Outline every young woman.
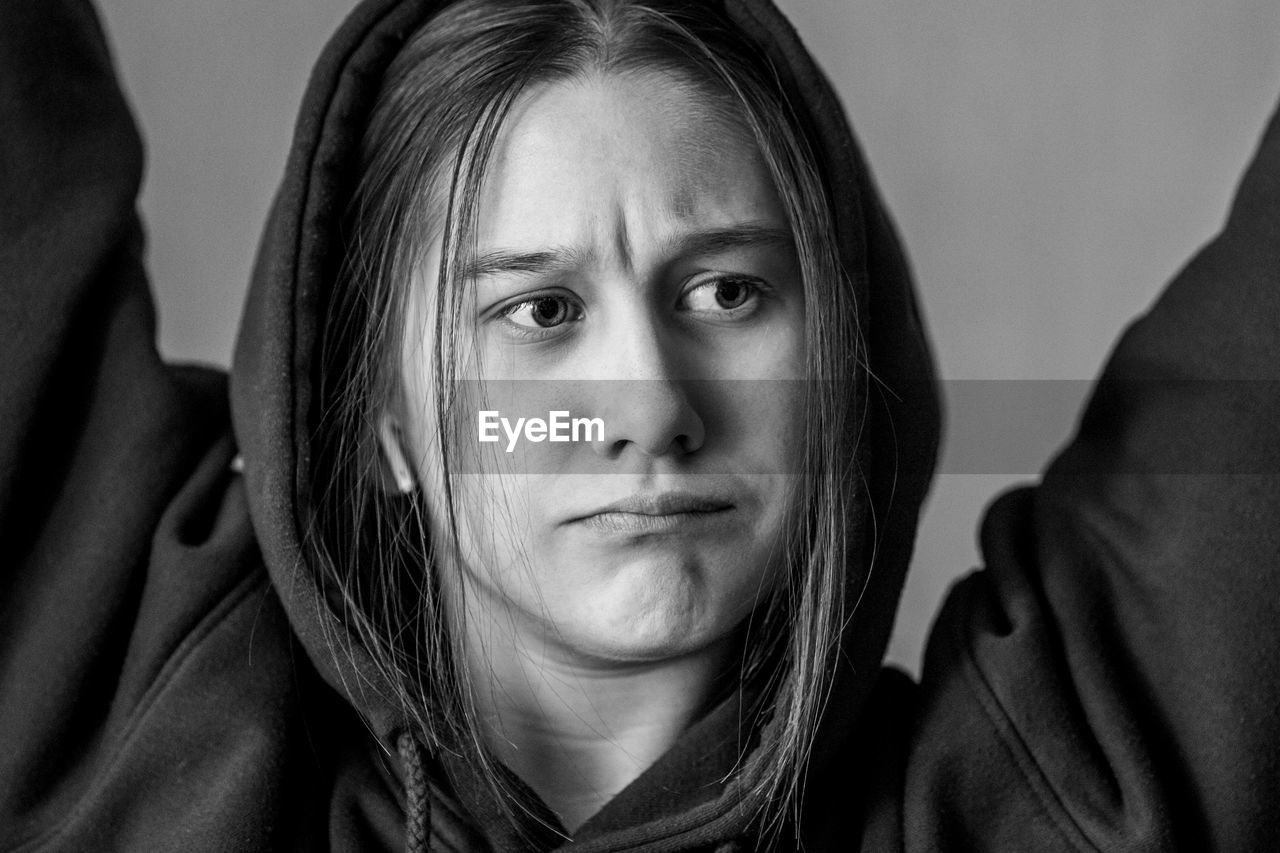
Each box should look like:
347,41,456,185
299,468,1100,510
1,0,1277,851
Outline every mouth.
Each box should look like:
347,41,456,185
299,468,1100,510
570,492,734,535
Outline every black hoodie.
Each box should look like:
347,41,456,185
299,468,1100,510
1,0,1278,850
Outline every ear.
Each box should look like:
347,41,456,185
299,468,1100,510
377,413,417,494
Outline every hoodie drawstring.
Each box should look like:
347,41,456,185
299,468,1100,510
398,730,430,853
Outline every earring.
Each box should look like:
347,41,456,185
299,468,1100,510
393,466,415,494
378,415,417,494
388,452,415,494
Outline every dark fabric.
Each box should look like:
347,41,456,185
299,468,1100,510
0,0,311,848
2,0,1278,850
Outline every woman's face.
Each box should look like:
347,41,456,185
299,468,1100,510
389,71,806,666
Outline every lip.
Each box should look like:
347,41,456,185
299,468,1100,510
569,492,735,535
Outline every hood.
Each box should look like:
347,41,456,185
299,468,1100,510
229,0,941,846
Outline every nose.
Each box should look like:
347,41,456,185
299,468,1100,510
587,309,705,461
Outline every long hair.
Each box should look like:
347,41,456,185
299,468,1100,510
308,0,862,841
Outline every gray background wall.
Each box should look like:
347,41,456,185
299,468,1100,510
96,0,1280,674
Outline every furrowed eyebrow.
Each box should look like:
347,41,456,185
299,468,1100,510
667,223,796,259
461,223,795,282
460,247,586,282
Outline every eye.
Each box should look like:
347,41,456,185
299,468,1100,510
496,293,583,330
680,275,767,317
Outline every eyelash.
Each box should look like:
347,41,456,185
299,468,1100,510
493,292,586,340
679,274,771,319
489,274,773,340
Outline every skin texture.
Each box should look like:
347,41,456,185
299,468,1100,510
381,70,806,830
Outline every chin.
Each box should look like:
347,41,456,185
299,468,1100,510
560,550,765,664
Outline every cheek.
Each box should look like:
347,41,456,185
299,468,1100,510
694,374,806,477
453,475,539,567
749,311,807,469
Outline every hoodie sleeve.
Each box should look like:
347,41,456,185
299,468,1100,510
0,2,314,848
905,97,1280,851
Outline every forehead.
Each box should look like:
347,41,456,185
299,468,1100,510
473,71,785,255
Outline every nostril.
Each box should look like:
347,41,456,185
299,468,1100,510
587,379,706,461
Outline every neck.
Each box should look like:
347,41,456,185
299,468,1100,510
460,607,734,832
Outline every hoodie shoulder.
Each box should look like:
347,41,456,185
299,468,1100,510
904,94,1280,852
0,1,328,847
